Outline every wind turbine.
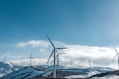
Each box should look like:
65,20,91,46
3,54,8,62
87,58,91,68
112,46,119,69
29,52,33,67
46,35,66,78
56,52,65,67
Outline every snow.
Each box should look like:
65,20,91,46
2,66,44,79
65,75,119,79
0,61,21,77
64,70,99,78
48,65,67,70
64,67,115,78
25,71,44,78
65,74,88,78
92,75,119,79
0,63,117,79
42,70,53,77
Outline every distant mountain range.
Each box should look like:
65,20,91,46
0,61,118,79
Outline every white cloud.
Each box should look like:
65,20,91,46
6,40,119,69
17,40,49,48
54,45,118,68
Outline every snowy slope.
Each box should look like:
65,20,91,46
43,65,115,78
48,65,67,70
64,67,115,78
1,64,116,79
65,67,119,79
0,61,21,77
89,69,119,79
2,66,45,79
39,65,115,78
92,75,119,79
65,75,119,79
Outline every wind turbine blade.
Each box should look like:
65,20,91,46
113,46,118,54
47,50,54,63
112,54,118,62
56,48,67,49
46,35,55,48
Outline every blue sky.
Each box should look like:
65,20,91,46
0,0,119,67
0,0,119,45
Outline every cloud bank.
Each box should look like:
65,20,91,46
2,40,118,69
17,40,49,48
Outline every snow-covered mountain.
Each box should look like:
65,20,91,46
1,66,45,79
32,66,116,78
0,64,117,79
63,67,115,78
64,67,119,79
0,61,21,77
89,70,119,79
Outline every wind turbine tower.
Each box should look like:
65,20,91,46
56,52,65,67
3,54,8,62
112,46,119,69
29,52,33,66
46,35,66,78
88,58,91,68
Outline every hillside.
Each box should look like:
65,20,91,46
90,70,119,79
1,66,45,79
1,64,117,79
0,61,21,77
